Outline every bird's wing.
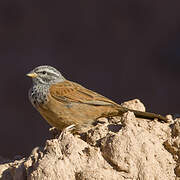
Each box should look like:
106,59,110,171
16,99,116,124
49,80,117,106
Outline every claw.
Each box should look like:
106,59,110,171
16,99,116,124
59,124,76,140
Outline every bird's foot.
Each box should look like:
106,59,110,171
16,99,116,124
59,124,76,140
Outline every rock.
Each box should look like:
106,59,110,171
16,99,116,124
121,99,146,112
0,99,177,180
164,118,180,177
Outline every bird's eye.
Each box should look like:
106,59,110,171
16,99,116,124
42,71,46,75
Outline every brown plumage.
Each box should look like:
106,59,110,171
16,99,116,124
27,65,167,133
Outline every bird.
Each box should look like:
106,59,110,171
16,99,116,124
27,65,167,133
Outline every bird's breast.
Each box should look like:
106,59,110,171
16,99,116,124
29,85,49,108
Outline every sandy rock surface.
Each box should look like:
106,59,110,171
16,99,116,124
0,99,178,180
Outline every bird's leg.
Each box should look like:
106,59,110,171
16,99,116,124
59,124,76,140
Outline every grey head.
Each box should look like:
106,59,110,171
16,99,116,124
27,65,65,85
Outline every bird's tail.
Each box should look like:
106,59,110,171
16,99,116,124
116,106,168,122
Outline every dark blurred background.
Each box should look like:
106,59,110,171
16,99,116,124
0,0,180,157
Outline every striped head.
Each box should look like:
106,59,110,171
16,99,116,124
27,65,65,85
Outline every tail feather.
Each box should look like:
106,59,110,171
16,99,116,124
117,106,167,122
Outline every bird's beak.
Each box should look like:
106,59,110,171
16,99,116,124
26,72,38,78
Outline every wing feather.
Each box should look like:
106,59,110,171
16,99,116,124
49,80,118,106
